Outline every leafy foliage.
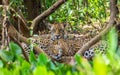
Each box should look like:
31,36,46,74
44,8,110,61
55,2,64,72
48,0,109,30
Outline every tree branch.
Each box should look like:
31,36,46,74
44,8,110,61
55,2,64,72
31,0,67,33
10,36,29,61
76,0,119,55
10,7,30,37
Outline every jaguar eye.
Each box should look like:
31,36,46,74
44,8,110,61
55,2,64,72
60,29,64,32
59,29,62,31
54,54,61,60
52,29,55,32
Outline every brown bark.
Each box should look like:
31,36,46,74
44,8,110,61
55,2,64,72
10,8,30,37
110,0,119,20
23,0,45,34
23,0,41,20
31,0,67,33
0,0,2,4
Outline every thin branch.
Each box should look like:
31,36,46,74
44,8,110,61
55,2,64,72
10,7,30,37
0,5,30,37
31,0,67,32
10,36,29,61
1,3,10,50
10,7,28,28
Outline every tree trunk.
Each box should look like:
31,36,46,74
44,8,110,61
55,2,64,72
110,0,119,22
23,0,47,34
0,0,2,4
23,0,41,20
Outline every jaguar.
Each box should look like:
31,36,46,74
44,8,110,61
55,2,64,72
21,22,108,61
21,23,68,60
21,37,63,60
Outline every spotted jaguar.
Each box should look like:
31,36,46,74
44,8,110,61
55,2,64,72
21,37,63,60
21,23,69,60
21,22,108,61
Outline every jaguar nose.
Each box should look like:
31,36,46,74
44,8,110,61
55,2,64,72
51,35,61,41
55,35,60,39
51,54,61,60
55,54,61,60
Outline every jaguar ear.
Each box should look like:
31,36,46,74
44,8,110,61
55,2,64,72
63,22,68,28
47,23,52,30
43,21,52,29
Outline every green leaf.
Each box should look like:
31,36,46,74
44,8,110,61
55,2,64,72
66,71,72,75
0,50,14,62
47,61,57,71
22,60,30,70
0,60,3,68
29,51,37,65
93,55,107,75
33,66,47,75
21,60,31,75
49,16,53,21
33,66,54,75
107,27,118,54
37,53,49,66
12,67,20,75
16,56,24,64
9,42,22,56
74,54,81,64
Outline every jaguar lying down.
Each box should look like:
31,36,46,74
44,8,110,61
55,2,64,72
21,23,107,61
